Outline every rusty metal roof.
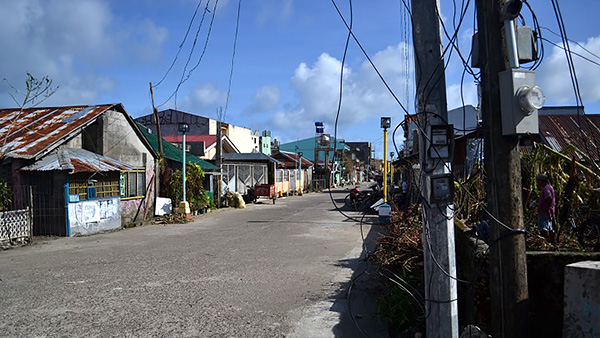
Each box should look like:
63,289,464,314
21,147,134,173
539,114,600,161
0,104,118,160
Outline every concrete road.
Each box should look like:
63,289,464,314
0,188,388,337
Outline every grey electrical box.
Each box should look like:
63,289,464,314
517,26,538,64
499,69,541,135
431,174,454,203
427,124,454,160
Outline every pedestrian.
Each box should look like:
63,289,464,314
536,174,556,243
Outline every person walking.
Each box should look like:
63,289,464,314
536,174,556,243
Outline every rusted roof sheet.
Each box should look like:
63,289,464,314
21,148,133,174
539,114,600,161
0,104,117,160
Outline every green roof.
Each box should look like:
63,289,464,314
136,122,219,170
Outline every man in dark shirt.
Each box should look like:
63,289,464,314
536,174,556,242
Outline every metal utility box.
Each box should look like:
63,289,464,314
517,26,538,63
499,69,541,135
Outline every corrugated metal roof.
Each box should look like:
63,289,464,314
539,114,600,161
0,104,117,160
21,148,133,173
136,123,219,170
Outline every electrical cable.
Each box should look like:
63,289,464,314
156,0,219,109
153,0,205,88
223,0,242,122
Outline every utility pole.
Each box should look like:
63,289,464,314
216,117,223,209
149,82,163,158
475,0,529,337
412,0,458,337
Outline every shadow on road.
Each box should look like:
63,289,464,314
329,215,391,338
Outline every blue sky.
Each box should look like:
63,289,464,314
1,0,600,157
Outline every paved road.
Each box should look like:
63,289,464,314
0,188,387,337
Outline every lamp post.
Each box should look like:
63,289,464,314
381,117,391,203
298,151,303,194
379,117,392,224
178,122,190,216
390,151,395,200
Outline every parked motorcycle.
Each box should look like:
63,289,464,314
242,185,258,204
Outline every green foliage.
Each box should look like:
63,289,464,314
377,269,424,335
168,163,208,212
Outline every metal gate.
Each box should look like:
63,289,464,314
17,186,67,236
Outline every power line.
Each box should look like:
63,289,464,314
223,0,243,122
153,0,205,88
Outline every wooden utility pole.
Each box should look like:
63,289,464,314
216,118,223,208
475,0,529,337
149,82,163,158
412,0,458,337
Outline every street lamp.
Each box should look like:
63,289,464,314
178,122,190,215
380,117,391,203
380,117,391,224
298,151,303,194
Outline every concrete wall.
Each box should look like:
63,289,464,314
64,134,83,148
101,110,157,226
68,197,120,236
225,124,256,153
563,261,600,338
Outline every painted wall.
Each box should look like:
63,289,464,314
225,124,258,153
68,197,120,236
260,134,271,155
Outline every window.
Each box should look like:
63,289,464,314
69,172,120,200
283,170,289,181
120,169,146,199
276,170,282,183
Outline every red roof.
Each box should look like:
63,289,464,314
163,134,217,147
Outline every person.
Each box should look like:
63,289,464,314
401,180,408,207
536,174,556,242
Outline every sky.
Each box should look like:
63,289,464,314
1,0,600,157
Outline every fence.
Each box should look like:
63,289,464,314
0,207,32,244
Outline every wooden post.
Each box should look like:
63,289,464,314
149,82,163,158
476,0,529,336
216,120,222,208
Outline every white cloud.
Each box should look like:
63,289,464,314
246,86,281,113
270,44,414,141
256,0,294,25
0,0,167,107
181,83,227,112
446,81,478,111
537,36,600,107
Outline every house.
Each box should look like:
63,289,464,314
221,153,280,195
135,123,220,199
162,134,239,160
450,106,600,177
279,136,349,165
271,150,314,193
0,104,158,236
135,109,268,157
345,141,372,182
